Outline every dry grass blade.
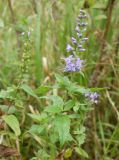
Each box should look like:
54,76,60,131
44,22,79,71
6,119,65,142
106,90,119,121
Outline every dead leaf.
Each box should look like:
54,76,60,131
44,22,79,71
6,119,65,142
0,145,20,157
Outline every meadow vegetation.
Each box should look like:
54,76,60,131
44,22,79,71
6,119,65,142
0,0,119,160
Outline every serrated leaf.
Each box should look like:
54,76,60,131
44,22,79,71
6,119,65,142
75,147,89,158
54,115,71,146
41,96,64,107
37,149,50,159
2,115,21,136
45,105,62,113
55,74,90,95
76,134,86,146
29,125,44,134
42,96,64,113
48,96,64,107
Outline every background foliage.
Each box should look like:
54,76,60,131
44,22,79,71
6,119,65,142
0,0,119,160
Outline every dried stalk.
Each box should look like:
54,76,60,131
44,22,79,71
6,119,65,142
89,0,116,87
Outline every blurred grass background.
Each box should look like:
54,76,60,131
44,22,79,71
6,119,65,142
0,0,119,159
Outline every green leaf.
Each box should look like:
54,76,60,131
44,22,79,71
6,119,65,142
0,87,15,99
29,125,44,134
64,100,75,111
20,84,37,98
55,74,90,95
45,105,62,113
41,96,64,107
0,105,9,113
76,134,86,146
68,114,80,119
48,96,64,107
37,149,50,159
90,87,105,92
50,133,58,143
42,96,64,113
35,85,51,95
68,84,90,94
7,106,16,114
55,74,70,87
73,104,79,112
75,147,89,158
0,105,16,114
28,113,48,122
2,115,21,136
54,115,71,146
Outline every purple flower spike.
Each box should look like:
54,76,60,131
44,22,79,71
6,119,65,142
64,55,73,63
78,44,82,48
80,9,85,15
64,55,83,72
77,33,82,38
71,37,77,45
75,58,83,71
66,44,73,52
85,92,100,104
64,55,75,72
82,38,88,42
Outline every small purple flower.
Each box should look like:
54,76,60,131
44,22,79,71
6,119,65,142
85,92,100,104
64,55,73,63
78,44,82,48
64,55,75,72
71,37,77,45
75,58,83,71
64,55,83,72
65,62,76,72
66,44,73,52
77,33,82,38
